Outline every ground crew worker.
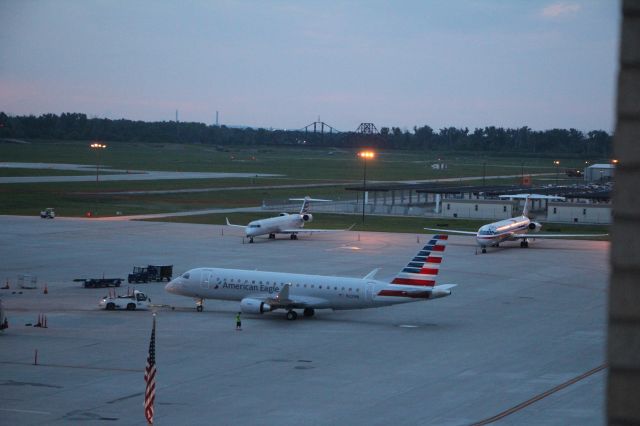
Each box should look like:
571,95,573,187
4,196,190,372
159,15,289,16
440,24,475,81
236,312,242,330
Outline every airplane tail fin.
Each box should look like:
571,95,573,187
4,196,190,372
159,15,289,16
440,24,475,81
289,196,332,214
522,195,531,217
390,235,448,287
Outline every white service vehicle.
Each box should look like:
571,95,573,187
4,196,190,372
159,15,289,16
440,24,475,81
99,290,151,311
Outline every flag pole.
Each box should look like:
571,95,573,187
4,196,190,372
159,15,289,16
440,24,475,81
144,313,157,425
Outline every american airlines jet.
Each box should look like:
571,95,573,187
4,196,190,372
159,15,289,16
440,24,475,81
425,196,607,253
165,235,456,320
226,196,353,243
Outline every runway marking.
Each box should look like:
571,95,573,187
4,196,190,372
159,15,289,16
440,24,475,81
0,361,140,373
471,363,607,425
398,324,419,328
0,408,51,415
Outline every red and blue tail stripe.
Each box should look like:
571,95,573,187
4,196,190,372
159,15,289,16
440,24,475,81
390,235,448,287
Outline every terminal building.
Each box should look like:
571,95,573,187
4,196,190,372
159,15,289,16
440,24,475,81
265,183,612,225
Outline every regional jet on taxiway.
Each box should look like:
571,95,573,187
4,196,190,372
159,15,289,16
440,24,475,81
165,235,456,320
425,195,608,253
226,196,353,243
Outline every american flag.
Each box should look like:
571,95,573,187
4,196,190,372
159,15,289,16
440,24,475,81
144,314,157,424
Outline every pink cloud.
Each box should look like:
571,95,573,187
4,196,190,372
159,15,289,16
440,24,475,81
541,2,581,18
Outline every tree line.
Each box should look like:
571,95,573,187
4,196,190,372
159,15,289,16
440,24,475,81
0,112,611,157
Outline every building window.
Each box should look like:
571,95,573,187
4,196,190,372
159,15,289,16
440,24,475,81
475,205,478,211
553,207,557,214
503,206,507,212
583,208,587,215
447,203,450,210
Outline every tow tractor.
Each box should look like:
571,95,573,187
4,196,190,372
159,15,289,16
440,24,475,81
99,290,151,311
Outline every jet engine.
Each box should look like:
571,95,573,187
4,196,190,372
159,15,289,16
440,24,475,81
301,213,313,222
240,298,273,314
528,221,542,232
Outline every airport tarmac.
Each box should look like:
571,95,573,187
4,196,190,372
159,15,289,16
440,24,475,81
0,216,608,425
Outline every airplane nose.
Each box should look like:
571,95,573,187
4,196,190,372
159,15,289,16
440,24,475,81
165,279,178,294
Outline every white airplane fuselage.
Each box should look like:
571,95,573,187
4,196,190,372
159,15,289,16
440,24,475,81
476,215,535,248
245,214,307,239
166,267,449,311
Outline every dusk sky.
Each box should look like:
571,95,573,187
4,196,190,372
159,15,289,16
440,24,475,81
0,1,620,132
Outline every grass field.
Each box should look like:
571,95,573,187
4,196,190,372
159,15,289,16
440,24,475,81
0,139,610,238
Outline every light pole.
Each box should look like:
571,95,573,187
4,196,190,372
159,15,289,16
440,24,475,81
358,150,375,223
90,142,107,182
553,160,560,186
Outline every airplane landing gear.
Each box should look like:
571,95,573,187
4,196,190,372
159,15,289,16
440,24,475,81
303,308,314,317
520,240,529,248
290,234,298,240
196,298,204,312
286,310,298,321
249,237,254,243
481,247,487,253
268,233,276,239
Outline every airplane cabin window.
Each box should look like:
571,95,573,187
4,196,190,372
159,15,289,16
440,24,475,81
182,273,190,279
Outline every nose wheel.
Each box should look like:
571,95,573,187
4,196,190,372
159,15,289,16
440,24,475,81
290,234,298,240
520,240,529,248
249,237,254,243
481,248,487,253
196,298,204,312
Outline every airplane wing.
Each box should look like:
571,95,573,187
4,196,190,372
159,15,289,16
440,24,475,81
424,227,477,236
363,268,380,280
225,217,247,228
512,233,609,239
280,224,355,234
257,284,329,309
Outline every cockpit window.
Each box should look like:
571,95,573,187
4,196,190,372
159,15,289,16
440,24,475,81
479,230,494,235
182,273,190,279
249,224,261,228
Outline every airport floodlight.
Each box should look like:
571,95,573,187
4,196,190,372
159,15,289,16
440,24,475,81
553,160,560,186
611,159,619,165
358,150,376,223
90,142,107,182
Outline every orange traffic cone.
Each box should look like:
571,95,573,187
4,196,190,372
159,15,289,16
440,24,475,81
43,284,48,294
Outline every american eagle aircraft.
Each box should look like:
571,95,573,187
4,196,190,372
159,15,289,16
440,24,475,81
425,195,608,253
165,235,456,320
226,196,353,243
